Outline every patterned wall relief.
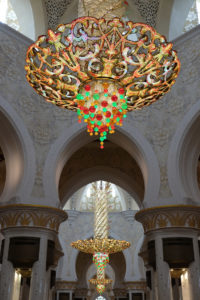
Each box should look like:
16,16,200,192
1,22,200,201
44,0,74,29
134,0,159,27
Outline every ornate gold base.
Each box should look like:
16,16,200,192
71,238,130,254
89,278,112,285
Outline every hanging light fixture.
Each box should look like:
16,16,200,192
71,181,130,293
25,15,180,148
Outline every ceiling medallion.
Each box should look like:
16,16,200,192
25,17,180,148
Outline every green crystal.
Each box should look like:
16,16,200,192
93,94,100,100
122,104,127,109
77,94,84,100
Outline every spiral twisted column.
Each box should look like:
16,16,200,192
94,189,108,239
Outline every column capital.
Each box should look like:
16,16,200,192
135,205,200,233
55,281,77,290
124,281,146,291
0,204,67,233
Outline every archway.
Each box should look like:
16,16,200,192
0,96,36,203
43,122,160,208
168,101,200,204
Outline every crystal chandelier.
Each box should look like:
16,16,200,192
25,8,180,148
71,181,130,293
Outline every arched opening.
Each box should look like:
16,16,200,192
168,102,200,204
0,147,6,196
168,0,195,40
0,110,23,202
63,180,139,212
0,0,36,39
0,97,36,204
43,123,160,208
184,0,200,33
59,139,144,208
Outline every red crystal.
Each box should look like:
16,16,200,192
84,84,91,91
111,95,118,101
118,88,125,94
89,106,96,113
96,114,103,120
83,108,89,114
101,101,108,107
106,111,111,118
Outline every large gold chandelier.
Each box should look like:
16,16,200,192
25,0,180,148
71,182,130,293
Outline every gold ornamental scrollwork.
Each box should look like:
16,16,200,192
55,281,77,290
135,205,200,233
0,204,67,232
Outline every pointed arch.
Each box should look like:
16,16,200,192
43,121,160,208
168,100,200,204
0,95,36,204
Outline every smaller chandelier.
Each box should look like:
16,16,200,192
25,17,180,148
71,181,130,294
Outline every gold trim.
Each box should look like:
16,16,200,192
89,278,112,285
0,204,65,213
137,205,200,215
71,238,130,254
0,204,67,232
135,205,200,233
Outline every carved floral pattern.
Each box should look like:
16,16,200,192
135,205,200,233
0,205,67,232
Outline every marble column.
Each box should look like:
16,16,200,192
0,237,15,300
187,236,200,300
135,205,200,300
0,204,67,300
155,236,173,300
147,267,157,300
29,235,48,300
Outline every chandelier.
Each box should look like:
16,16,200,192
25,16,180,148
71,182,130,293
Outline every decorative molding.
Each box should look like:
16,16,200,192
75,288,89,297
135,205,200,233
0,204,67,232
56,280,77,290
124,281,146,290
113,288,127,297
